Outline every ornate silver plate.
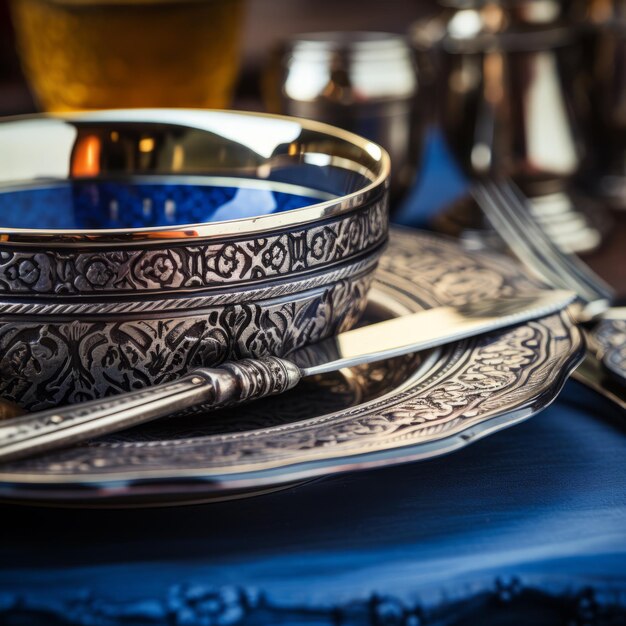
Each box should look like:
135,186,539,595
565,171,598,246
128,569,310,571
0,229,584,506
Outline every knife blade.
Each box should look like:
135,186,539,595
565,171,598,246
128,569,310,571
291,289,575,375
0,289,574,464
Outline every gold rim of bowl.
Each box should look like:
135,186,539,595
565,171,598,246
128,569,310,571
0,109,390,246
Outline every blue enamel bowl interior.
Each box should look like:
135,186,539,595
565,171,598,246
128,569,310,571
0,177,335,230
0,111,388,235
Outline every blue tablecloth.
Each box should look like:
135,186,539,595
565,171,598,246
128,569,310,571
0,136,624,625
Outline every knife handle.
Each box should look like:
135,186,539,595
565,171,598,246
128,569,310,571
0,357,302,465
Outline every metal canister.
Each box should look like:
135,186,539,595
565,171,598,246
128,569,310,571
264,32,421,203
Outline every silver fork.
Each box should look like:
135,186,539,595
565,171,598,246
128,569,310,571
471,178,621,321
471,177,625,407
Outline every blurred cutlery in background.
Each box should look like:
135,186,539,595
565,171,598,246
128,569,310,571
472,177,614,313
472,176,626,403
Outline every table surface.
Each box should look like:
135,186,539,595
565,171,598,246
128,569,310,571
0,136,624,625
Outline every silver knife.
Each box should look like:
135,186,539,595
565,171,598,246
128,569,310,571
0,289,574,464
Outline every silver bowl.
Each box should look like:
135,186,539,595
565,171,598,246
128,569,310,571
0,109,389,409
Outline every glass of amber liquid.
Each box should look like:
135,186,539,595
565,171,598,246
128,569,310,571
10,0,245,111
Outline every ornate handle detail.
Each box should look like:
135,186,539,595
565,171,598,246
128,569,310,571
0,356,302,465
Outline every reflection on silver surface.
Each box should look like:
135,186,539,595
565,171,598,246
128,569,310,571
264,32,420,201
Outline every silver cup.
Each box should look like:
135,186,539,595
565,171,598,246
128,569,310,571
264,31,421,204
